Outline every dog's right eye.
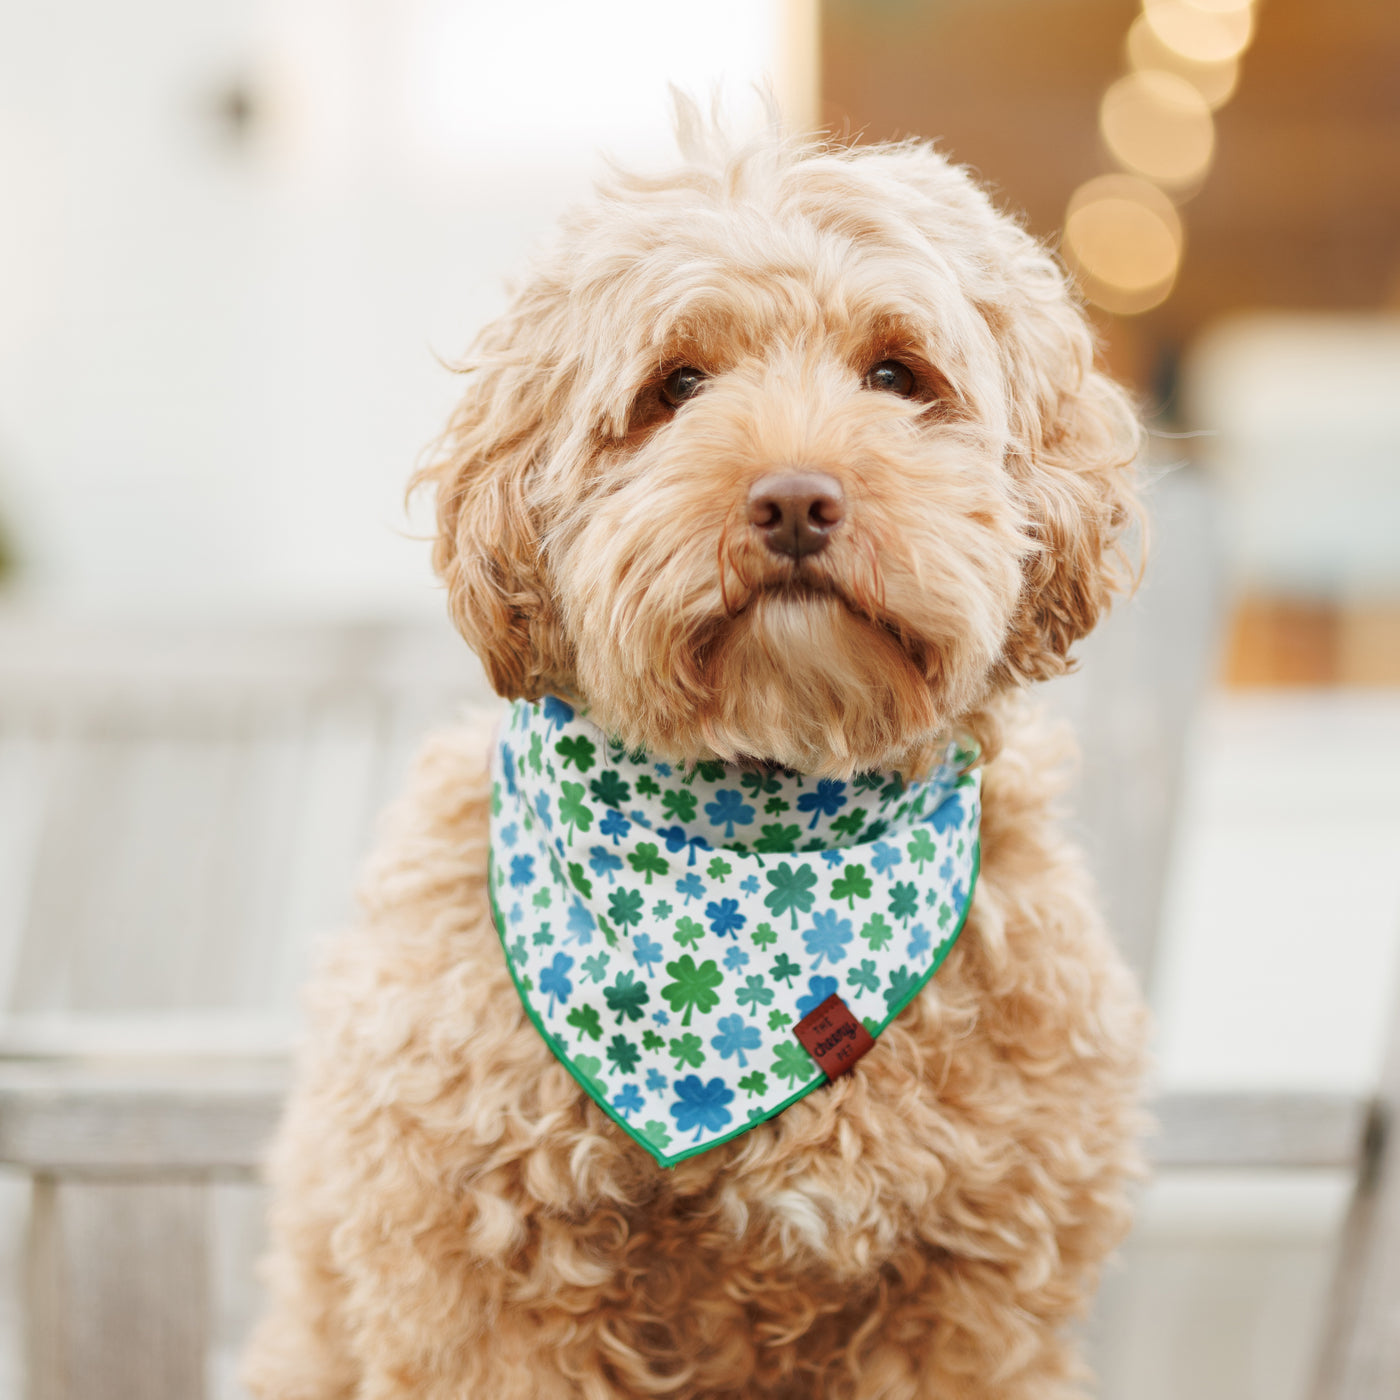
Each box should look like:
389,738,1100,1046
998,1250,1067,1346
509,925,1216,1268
660,366,707,407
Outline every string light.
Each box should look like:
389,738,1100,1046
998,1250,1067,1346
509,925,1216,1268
1065,0,1260,314
1143,0,1253,66
1127,14,1240,109
1064,176,1184,315
1100,70,1215,189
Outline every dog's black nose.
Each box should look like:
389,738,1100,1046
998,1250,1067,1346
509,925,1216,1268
747,472,846,560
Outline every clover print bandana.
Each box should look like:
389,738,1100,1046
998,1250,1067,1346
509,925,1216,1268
488,697,981,1167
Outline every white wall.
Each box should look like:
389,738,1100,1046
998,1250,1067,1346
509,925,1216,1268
0,0,787,620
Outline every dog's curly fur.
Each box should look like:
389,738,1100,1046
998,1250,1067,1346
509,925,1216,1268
244,113,1148,1400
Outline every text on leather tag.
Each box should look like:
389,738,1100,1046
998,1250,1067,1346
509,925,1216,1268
793,994,876,1079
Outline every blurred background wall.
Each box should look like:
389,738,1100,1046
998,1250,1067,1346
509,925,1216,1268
0,0,804,617
0,2,1398,1398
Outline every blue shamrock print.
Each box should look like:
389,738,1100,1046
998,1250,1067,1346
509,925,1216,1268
541,695,575,732
706,898,746,939
654,762,672,777
711,1014,762,1067
612,1083,644,1118
820,849,845,868
803,909,853,967
588,845,623,882
797,778,847,829
501,744,518,796
723,945,749,973
652,1008,670,1027
600,809,631,844
565,900,595,944
676,873,705,904
705,790,755,838
646,1068,667,1092
533,791,553,831
539,953,574,1014
796,975,839,1019
632,933,664,978
907,924,931,960
500,822,518,848
509,854,536,889
740,874,760,895
671,1076,735,1141
870,841,902,875
929,793,964,834
658,825,710,867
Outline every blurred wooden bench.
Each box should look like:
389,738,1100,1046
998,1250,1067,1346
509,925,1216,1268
0,617,486,1398
0,1054,1392,1400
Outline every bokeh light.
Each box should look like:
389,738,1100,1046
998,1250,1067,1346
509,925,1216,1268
1064,174,1184,315
1143,0,1255,64
1179,0,1253,14
1100,69,1215,189
1127,13,1241,109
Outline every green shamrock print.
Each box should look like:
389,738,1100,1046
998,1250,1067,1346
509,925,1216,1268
770,953,801,987
608,887,645,930
755,823,800,853
764,862,818,928
661,789,697,823
558,781,594,842
590,770,630,808
860,913,893,950
831,864,873,908
906,829,937,871
674,916,704,950
772,1040,816,1086
566,1005,602,1041
668,1033,705,1069
555,734,596,772
627,843,669,884
661,955,724,1025
604,971,649,1023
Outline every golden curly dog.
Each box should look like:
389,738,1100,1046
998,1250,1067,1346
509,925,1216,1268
244,114,1148,1400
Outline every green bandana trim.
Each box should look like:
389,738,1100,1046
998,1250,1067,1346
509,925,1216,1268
488,697,981,1167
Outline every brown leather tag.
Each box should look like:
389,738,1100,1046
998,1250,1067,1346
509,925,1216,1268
793,994,876,1079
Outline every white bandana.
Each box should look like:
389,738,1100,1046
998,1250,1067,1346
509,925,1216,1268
489,698,981,1167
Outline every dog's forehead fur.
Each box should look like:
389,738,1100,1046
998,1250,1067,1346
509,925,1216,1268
543,147,1016,439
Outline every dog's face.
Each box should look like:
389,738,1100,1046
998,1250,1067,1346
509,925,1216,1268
419,132,1139,776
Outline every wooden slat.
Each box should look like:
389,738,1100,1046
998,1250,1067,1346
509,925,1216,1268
0,1060,286,1175
28,1176,210,1400
1151,1090,1372,1171
1311,958,1400,1399
0,1060,1371,1176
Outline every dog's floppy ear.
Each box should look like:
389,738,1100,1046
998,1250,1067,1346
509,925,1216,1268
983,237,1143,682
412,312,570,699
854,144,1141,680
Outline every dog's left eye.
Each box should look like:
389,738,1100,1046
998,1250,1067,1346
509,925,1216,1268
660,366,707,407
864,360,916,397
